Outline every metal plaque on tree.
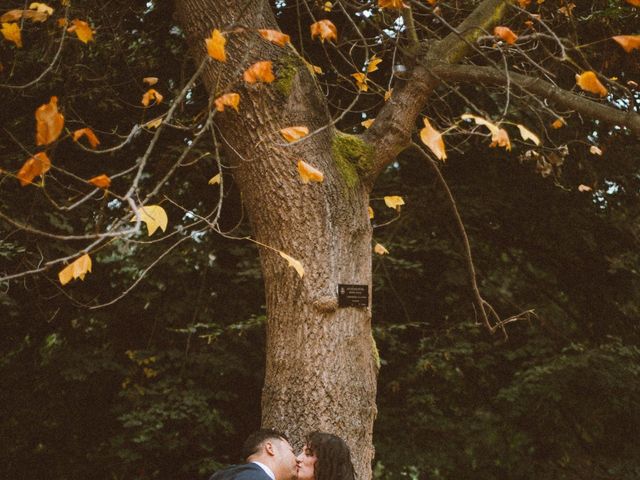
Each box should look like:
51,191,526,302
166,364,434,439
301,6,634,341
338,284,369,308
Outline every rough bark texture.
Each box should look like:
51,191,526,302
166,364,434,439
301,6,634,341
175,1,379,478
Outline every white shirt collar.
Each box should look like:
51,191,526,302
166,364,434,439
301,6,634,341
251,461,276,480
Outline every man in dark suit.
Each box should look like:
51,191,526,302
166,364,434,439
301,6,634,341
210,429,299,480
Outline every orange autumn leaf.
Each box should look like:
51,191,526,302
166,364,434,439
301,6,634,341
67,19,94,43
461,113,511,151
141,88,163,106
575,71,608,97
297,160,324,184
489,128,512,151
419,117,447,161
214,92,240,112
243,61,275,84
88,174,111,188
205,29,226,62
58,253,92,285
280,126,309,142
551,118,565,129
612,35,640,53
17,152,51,186
351,72,368,92
374,243,389,255
310,19,337,43
625,0,639,6
378,0,407,8
35,96,64,145
361,119,374,129
518,0,531,7
72,127,100,148
494,26,518,45
367,55,382,73
384,89,393,101
258,29,290,47
143,76,158,86
1,9,48,23
29,3,54,15
1,22,22,48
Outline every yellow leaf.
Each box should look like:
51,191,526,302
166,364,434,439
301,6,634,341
461,113,510,151
589,145,602,156
361,119,374,129
72,127,100,148
88,174,111,188
58,254,92,285
378,0,407,9
489,128,511,151
551,118,565,129
205,29,226,62
1,23,22,48
143,76,158,86
304,60,323,76
368,206,374,219
214,92,240,112
1,9,48,22
351,72,368,92
258,29,290,47
367,55,382,73
208,173,221,185
243,61,275,84
67,19,94,43
130,205,168,236
17,152,51,186
279,251,304,278
297,160,324,184
384,89,393,101
384,195,404,210
323,2,333,11
575,71,608,97
420,117,447,161
35,96,64,145
141,88,163,107
494,26,518,45
0,11,23,22
516,124,540,145
29,2,54,15
578,184,592,192
612,35,640,53
310,19,337,43
145,117,163,129
558,3,575,16
374,243,389,255
280,126,309,142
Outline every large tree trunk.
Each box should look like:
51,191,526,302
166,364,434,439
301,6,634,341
175,1,379,478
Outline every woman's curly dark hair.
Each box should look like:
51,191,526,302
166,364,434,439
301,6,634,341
305,431,356,480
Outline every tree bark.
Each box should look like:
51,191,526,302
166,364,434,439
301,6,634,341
175,1,378,478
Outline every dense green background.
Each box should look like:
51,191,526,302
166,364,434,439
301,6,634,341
1,0,639,478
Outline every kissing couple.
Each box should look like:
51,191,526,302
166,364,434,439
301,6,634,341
209,428,355,480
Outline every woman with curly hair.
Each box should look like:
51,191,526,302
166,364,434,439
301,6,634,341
296,431,356,480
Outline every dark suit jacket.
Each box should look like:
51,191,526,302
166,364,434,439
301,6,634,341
209,462,272,480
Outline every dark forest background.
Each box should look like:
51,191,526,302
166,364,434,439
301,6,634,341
1,0,639,478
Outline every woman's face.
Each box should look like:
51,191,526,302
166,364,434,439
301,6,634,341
296,444,317,480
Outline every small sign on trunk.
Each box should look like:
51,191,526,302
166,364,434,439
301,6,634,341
338,284,369,308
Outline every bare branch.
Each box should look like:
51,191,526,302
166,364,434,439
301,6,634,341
431,64,640,136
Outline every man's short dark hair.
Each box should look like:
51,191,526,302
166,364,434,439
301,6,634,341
242,428,289,460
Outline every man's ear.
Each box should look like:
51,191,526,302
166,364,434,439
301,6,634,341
264,441,276,457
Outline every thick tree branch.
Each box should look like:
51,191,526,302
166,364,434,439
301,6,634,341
430,64,640,136
362,0,513,185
